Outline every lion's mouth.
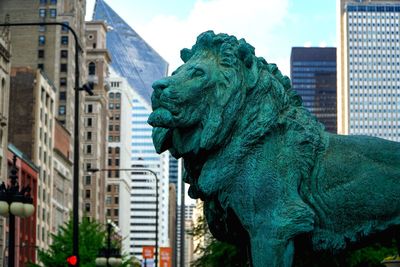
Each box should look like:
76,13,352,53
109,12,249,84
148,108,174,153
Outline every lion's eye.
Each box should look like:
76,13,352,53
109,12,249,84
191,68,205,78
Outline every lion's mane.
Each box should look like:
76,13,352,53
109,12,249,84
181,31,326,201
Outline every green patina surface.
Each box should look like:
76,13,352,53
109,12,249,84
148,31,400,267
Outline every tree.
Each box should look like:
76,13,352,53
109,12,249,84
28,217,134,267
189,203,250,267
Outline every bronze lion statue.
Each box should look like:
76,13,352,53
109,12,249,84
148,31,400,267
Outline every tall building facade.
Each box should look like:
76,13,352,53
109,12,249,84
52,121,73,232
338,0,400,141
6,144,39,267
8,67,56,250
0,26,11,263
83,21,111,223
105,71,134,255
290,47,337,133
130,93,170,259
0,0,88,251
93,0,170,260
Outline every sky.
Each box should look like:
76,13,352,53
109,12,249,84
86,0,337,78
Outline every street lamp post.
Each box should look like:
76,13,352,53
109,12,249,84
95,221,122,267
0,155,35,267
0,21,93,267
87,167,159,266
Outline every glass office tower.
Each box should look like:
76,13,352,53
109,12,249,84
290,47,337,133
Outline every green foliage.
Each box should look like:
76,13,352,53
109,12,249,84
28,217,133,267
347,241,398,267
189,204,249,267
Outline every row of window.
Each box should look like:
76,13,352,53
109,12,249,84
109,92,121,98
38,35,68,46
349,30,400,35
40,0,57,4
39,8,57,18
347,5,400,12
349,23,399,27
109,103,120,109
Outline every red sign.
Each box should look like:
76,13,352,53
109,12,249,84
160,247,172,267
66,255,78,266
142,246,155,259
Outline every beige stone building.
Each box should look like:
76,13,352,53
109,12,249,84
52,121,73,232
0,0,88,251
8,67,57,250
337,0,400,141
0,26,11,266
83,21,111,223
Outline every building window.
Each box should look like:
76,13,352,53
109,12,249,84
87,104,93,113
108,136,113,142
108,147,112,154
115,158,120,166
115,114,120,120
88,62,96,75
61,22,69,32
38,25,46,32
115,125,120,131
114,197,119,204
60,77,67,86
59,91,66,100
109,92,114,98
85,190,91,198
109,103,114,109
59,105,66,115
39,9,46,17
40,0,47,4
86,145,92,154
116,93,121,98
87,118,92,127
86,131,92,140
85,176,91,185
60,50,68,58
114,209,119,216
108,158,112,165
109,125,113,131
60,63,67,72
107,185,112,192
49,9,57,17
61,36,68,45
39,35,45,45
85,203,91,212
115,147,120,154
106,196,112,204
38,49,45,58
115,103,120,110
50,0,57,4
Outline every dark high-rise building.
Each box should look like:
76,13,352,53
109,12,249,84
290,47,337,133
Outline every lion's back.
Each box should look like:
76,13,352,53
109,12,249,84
306,133,400,250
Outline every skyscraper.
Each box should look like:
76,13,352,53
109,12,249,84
338,0,400,141
83,20,111,223
290,47,337,133
93,0,170,260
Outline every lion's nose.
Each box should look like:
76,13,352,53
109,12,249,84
152,79,169,91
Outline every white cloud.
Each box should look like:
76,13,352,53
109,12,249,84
134,0,290,73
303,41,312,48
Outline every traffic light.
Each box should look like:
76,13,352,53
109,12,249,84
66,255,78,266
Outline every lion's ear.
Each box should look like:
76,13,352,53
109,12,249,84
180,48,193,63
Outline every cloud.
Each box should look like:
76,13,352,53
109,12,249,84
135,0,290,73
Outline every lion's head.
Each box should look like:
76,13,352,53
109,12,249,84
148,31,305,160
